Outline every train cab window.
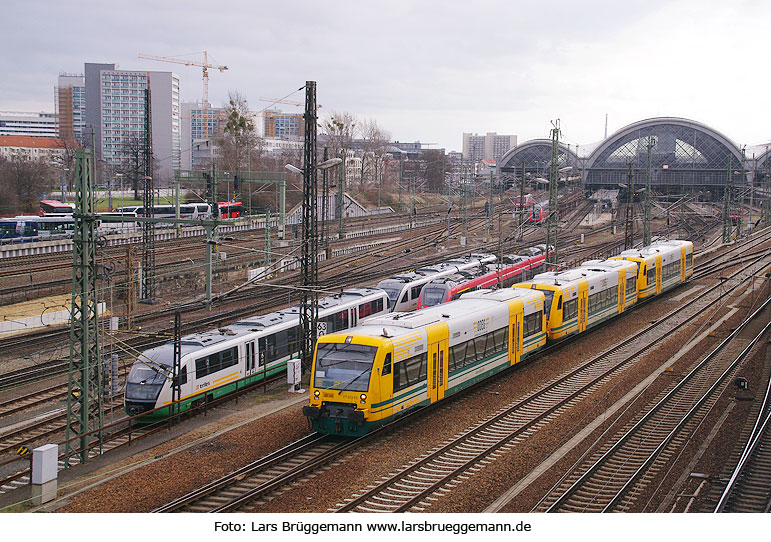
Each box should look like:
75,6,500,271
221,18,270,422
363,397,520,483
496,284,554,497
381,353,392,376
174,366,187,386
410,285,422,300
541,290,555,318
399,292,409,305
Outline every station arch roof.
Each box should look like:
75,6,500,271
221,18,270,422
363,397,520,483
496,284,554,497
584,117,745,193
497,139,579,178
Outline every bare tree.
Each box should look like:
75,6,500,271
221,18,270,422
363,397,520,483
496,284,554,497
216,91,259,173
359,118,391,191
0,155,55,214
321,111,358,157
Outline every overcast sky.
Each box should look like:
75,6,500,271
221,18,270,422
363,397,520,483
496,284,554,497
3,0,770,153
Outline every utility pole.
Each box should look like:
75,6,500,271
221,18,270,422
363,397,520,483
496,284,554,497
65,148,102,466
546,121,560,267
300,81,319,372
644,136,656,246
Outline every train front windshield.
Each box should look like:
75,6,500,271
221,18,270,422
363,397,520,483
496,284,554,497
421,284,448,307
314,343,378,392
125,362,168,401
376,281,402,309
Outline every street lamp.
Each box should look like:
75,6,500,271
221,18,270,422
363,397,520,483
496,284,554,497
115,173,123,209
284,157,342,175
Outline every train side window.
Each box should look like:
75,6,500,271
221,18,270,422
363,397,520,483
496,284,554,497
195,357,209,379
393,353,427,391
382,353,392,376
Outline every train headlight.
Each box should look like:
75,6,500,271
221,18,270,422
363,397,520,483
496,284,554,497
313,390,320,400
360,394,367,404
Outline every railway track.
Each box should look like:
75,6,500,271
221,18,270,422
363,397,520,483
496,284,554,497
328,258,767,513
537,296,771,513
147,238,769,514
708,333,771,513
153,433,346,513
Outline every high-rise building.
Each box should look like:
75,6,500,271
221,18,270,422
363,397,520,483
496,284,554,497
84,63,180,181
462,132,517,163
0,111,58,137
263,110,303,139
55,73,86,143
180,101,227,170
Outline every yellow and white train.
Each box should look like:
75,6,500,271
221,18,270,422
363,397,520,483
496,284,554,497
303,240,693,436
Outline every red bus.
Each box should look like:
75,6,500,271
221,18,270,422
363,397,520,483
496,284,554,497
217,201,243,219
40,200,75,216
417,245,551,309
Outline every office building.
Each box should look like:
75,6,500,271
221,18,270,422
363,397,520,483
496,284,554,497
180,101,227,170
263,110,303,139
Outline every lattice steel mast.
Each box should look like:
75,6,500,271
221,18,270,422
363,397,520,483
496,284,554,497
546,121,560,266
65,149,102,466
141,87,156,302
300,81,319,371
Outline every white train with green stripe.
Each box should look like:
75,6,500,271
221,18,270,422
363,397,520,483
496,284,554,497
304,239,693,436
124,288,389,420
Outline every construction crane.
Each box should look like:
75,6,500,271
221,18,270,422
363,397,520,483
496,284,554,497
138,51,228,140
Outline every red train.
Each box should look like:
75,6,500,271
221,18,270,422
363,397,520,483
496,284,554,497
417,245,551,309
528,203,549,223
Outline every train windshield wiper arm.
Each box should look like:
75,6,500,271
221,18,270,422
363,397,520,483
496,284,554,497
336,369,370,393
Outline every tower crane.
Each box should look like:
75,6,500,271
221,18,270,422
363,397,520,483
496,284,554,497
138,51,228,141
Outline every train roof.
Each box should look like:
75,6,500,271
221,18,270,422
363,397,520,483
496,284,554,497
352,288,542,337
614,239,688,259
579,259,637,272
377,253,497,285
136,287,388,367
529,265,612,287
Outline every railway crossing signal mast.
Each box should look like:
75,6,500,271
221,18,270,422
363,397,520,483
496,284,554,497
65,149,103,466
546,121,560,267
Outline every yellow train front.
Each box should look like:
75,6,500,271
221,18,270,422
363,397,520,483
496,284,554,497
303,288,546,436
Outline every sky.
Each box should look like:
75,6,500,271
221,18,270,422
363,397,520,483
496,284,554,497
3,0,771,154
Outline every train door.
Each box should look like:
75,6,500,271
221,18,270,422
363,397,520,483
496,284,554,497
655,255,663,295
511,311,522,365
427,338,448,403
680,246,686,282
245,340,256,375
578,282,588,333
350,307,358,328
